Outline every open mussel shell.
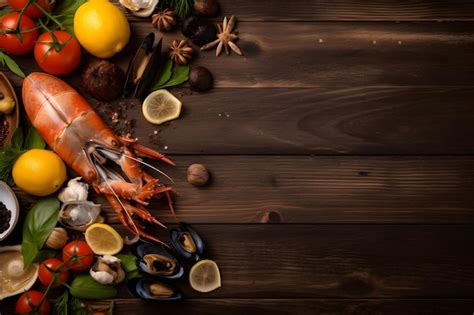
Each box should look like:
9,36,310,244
170,223,206,262
133,243,184,280
128,278,182,301
123,33,163,100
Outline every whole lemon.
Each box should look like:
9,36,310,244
74,0,130,58
12,149,67,196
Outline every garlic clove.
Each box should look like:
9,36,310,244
90,270,115,285
45,227,68,250
58,177,89,202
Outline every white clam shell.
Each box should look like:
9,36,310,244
59,200,101,231
0,245,38,300
119,0,158,17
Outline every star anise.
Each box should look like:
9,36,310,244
169,39,194,65
151,9,176,32
201,15,242,56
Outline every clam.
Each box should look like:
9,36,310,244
128,278,182,301
59,200,102,231
0,245,38,300
90,255,126,285
134,243,184,280
123,33,163,100
170,223,206,262
119,0,158,17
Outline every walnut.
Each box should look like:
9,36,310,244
187,164,210,187
152,9,176,32
168,39,194,65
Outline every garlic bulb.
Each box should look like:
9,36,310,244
58,177,89,202
90,255,125,285
45,227,68,250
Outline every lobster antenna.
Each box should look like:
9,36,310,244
122,153,174,184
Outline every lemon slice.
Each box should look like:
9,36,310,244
85,223,123,255
142,89,182,125
189,259,221,293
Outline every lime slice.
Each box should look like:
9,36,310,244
189,259,221,293
85,223,123,255
142,89,182,125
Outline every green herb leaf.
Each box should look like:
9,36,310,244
11,127,23,150
34,249,59,262
69,295,91,315
25,127,46,149
0,51,25,78
53,0,87,35
159,0,193,18
22,197,60,268
158,64,189,89
0,146,23,182
53,290,69,315
151,59,174,91
70,275,118,299
116,254,141,281
0,8,13,17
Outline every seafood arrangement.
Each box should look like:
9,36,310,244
0,0,231,313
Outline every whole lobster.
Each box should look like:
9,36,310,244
22,72,174,244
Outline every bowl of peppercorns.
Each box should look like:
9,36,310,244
0,181,19,241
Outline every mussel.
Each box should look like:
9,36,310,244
123,33,163,100
128,278,182,301
133,243,184,280
170,223,206,262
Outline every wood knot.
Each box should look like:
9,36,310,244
260,210,282,223
339,271,376,296
358,171,369,177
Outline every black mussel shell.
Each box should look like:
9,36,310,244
128,278,182,301
170,223,206,262
182,16,217,46
134,243,184,280
123,33,163,100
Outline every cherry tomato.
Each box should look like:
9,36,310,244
38,258,69,288
62,240,94,271
15,290,50,314
0,12,39,55
34,30,81,75
9,0,51,18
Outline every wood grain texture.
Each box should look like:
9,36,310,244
7,22,474,88
11,156,474,224
3,298,474,315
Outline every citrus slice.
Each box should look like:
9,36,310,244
189,259,221,293
85,223,123,255
142,89,182,125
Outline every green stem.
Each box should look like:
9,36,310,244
33,1,64,30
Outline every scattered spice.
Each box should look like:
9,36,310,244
201,15,243,56
151,9,176,32
0,201,11,234
169,39,194,65
0,114,9,147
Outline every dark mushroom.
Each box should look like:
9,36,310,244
189,67,213,92
194,0,219,16
182,16,217,46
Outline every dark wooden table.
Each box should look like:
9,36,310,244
2,0,474,314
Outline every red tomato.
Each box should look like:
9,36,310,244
62,240,94,271
38,258,69,288
0,12,39,55
9,0,51,18
15,290,50,314
34,31,81,75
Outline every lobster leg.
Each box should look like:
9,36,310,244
98,180,170,205
104,194,167,245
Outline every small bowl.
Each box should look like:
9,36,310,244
0,72,20,147
0,181,20,241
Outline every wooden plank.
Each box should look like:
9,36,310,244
12,156,474,224
113,0,474,22
3,298,474,315
8,85,474,155
3,225,474,299
7,22,474,88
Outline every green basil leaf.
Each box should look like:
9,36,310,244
0,51,25,78
22,197,60,268
150,59,173,91
158,64,189,88
11,127,23,150
0,146,22,183
25,127,46,149
70,275,118,299
53,0,87,35
116,254,141,280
